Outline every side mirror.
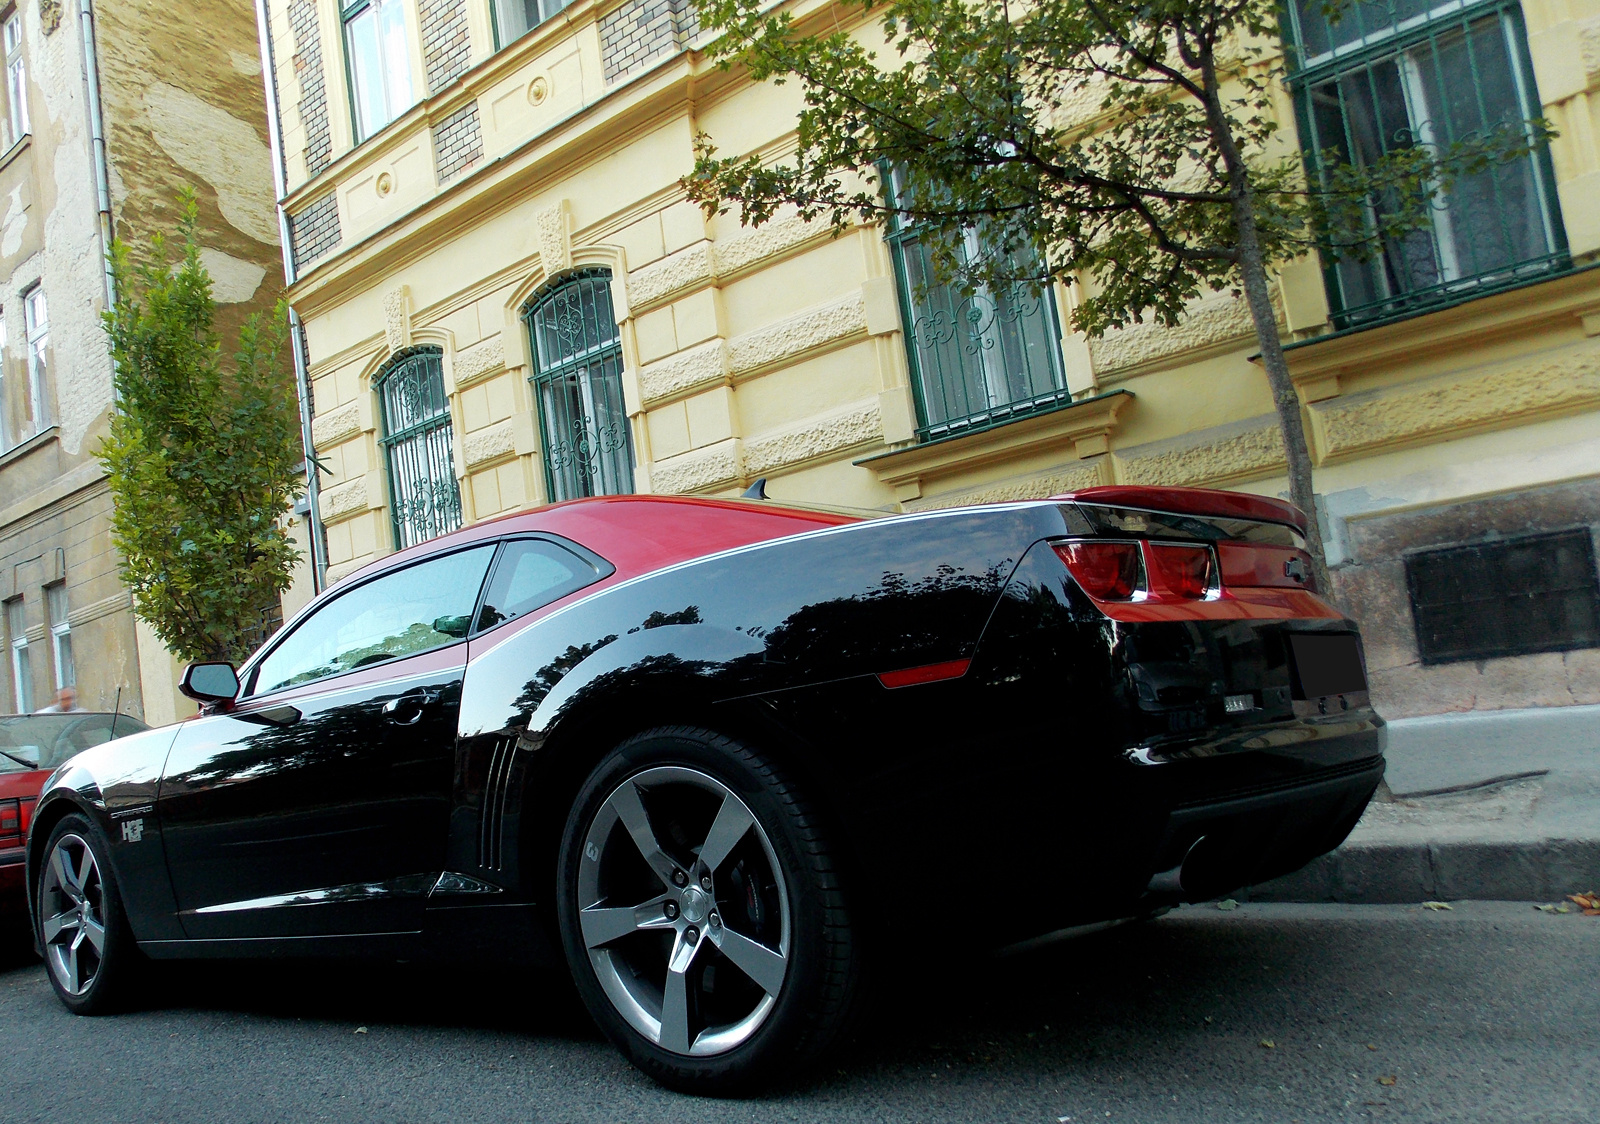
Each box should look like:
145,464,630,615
432,614,471,639
179,661,240,704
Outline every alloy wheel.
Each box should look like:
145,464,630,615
39,834,108,996
577,765,790,1057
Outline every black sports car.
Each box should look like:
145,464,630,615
27,487,1383,1092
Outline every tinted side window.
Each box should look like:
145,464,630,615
475,539,603,633
252,545,496,695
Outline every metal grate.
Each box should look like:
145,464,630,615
1405,528,1600,664
882,167,1067,442
1286,0,1568,330
524,270,635,501
377,348,464,549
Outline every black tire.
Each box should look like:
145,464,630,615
556,726,859,1094
34,813,142,1014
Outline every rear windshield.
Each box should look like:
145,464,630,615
0,713,151,774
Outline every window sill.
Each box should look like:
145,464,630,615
0,133,30,174
856,389,1132,503
0,424,58,469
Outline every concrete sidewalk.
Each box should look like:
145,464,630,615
1249,703,1600,903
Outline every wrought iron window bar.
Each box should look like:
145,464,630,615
376,347,464,550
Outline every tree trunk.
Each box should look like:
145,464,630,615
1197,54,1333,593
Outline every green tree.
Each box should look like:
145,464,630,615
685,0,1548,581
99,192,303,665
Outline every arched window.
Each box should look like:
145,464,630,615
375,347,462,548
524,269,634,501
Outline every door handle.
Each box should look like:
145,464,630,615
382,688,441,725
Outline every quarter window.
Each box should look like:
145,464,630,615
377,347,463,550
4,13,26,147
882,166,1067,442
474,538,606,633
23,286,47,433
6,598,29,713
250,544,496,695
1287,0,1565,329
46,583,72,691
525,271,634,501
492,0,575,46
344,0,415,142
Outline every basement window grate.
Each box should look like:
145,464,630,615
1405,528,1600,664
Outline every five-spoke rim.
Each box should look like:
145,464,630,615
578,766,790,1057
39,834,107,997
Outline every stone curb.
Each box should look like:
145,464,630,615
1244,838,1600,904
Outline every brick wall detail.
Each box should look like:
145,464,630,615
420,0,473,93
433,101,485,184
598,0,699,85
289,0,334,177
290,191,342,269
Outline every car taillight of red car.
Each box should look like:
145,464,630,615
0,798,20,848
1054,540,1223,603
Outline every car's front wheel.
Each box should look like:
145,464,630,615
556,727,858,1094
35,813,141,1013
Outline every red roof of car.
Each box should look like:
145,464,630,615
340,495,862,588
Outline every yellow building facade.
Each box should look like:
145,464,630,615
261,0,1600,718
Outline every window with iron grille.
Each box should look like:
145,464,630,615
881,167,1067,443
376,347,463,549
524,270,634,502
1405,528,1600,664
1286,0,1567,330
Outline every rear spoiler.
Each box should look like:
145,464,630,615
1051,486,1308,535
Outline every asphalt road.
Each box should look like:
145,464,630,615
1,902,1595,1123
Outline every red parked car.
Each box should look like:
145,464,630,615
1,712,149,921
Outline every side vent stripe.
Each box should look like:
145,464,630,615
477,737,515,870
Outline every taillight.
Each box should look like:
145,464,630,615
1054,541,1142,600
1148,543,1215,599
0,798,19,847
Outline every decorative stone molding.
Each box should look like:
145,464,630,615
1089,289,1259,376
1314,345,1600,460
311,401,364,450
638,340,728,405
650,438,744,494
715,211,823,278
537,200,572,274
65,590,133,630
905,463,1108,512
462,418,518,469
860,390,1132,501
727,291,866,378
744,401,883,477
627,241,714,310
320,477,371,522
453,335,506,387
1116,415,1285,487
383,286,411,353
625,213,836,315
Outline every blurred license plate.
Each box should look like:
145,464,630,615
1288,633,1366,699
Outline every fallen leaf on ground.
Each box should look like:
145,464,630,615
1421,901,1453,911
1260,1039,1275,1049
1535,904,1558,913
1567,891,1600,914
354,1027,368,1034
1377,1076,1397,1086
1367,1044,1378,1051
1217,899,1239,911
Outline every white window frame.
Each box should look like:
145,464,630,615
46,582,73,691
3,12,26,149
6,597,30,713
0,311,9,450
23,284,47,433
343,0,416,143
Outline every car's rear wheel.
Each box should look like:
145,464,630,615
556,727,858,1094
36,814,140,1013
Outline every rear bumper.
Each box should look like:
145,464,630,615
1145,754,1384,903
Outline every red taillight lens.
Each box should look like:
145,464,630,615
1054,541,1143,600
0,798,19,846
1148,543,1215,599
